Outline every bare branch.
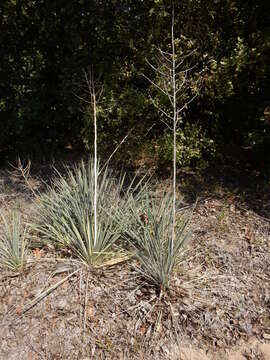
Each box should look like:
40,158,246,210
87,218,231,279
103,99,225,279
73,93,91,105
175,48,197,67
156,55,173,72
100,126,135,172
146,58,170,79
176,62,198,74
96,85,104,103
163,80,174,106
157,47,173,61
160,118,173,131
8,158,39,199
176,92,199,120
175,72,188,94
149,95,174,122
142,73,169,97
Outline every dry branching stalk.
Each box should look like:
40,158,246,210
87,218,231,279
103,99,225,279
75,68,104,248
143,3,202,248
76,68,134,247
8,157,39,199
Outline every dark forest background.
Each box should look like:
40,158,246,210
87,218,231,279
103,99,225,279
1,0,270,174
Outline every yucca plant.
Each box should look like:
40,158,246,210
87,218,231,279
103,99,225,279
35,160,145,266
0,211,28,271
124,193,192,291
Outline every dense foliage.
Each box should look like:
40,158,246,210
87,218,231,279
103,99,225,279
1,0,269,168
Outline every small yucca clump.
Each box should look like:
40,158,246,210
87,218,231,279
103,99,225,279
35,160,140,266
124,193,192,291
0,211,28,271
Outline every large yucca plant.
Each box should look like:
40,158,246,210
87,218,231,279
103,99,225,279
124,193,192,291
0,211,28,271
35,160,145,266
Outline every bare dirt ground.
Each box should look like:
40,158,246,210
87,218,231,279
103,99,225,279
0,162,269,359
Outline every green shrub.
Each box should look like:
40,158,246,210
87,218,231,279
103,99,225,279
0,211,28,271
157,122,215,169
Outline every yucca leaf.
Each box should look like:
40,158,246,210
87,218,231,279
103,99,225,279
0,211,28,271
35,159,146,266
124,193,192,289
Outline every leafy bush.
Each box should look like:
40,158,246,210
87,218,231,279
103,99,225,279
124,193,192,291
157,122,215,169
36,160,145,266
0,211,28,271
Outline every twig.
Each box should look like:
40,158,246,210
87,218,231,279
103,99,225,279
100,126,135,172
83,273,90,334
142,73,170,98
20,268,81,315
9,157,39,199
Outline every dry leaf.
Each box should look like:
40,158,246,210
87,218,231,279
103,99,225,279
33,248,42,259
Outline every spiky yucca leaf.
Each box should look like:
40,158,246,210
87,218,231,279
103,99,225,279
0,211,28,271
124,193,192,290
35,160,146,266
